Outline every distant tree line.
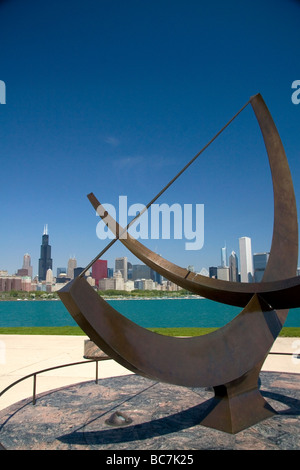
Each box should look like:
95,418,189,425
0,288,193,301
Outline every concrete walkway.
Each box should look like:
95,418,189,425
0,335,299,412
0,335,131,411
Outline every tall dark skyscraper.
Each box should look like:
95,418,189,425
38,225,53,281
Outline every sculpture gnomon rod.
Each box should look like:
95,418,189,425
79,97,251,278
59,94,299,434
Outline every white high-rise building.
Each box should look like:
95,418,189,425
239,237,253,282
67,257,77,280
221,244,227,267
46,268,53,284
217,266,230,281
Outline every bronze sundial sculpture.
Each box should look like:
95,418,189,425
58,94,300,434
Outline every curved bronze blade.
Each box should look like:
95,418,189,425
59,93,298,384
251,95,298,282
59,275,285,388
87,94,298,309
58,93,299,432
90,193,300,309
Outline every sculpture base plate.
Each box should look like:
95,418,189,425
0,372,299,450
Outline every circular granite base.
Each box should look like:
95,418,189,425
0,372,299,450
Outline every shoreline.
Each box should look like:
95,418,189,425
0,295,203,302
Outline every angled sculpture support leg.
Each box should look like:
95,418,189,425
200,362,275,434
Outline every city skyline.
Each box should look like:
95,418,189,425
1,1,300,275
0,224,274,286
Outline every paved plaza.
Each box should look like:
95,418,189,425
0,335,299,450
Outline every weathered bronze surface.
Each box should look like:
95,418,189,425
58,94,299,434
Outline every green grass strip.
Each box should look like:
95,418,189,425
0,326,299,336
148,327,219,336
150,327,300,337
0,326,86,335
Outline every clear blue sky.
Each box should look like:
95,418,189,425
0,0,300,277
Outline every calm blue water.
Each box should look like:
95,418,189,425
0,299,299,328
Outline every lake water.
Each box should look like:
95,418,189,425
0,298,299,328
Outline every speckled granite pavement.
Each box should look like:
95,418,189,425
0,372,299,450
